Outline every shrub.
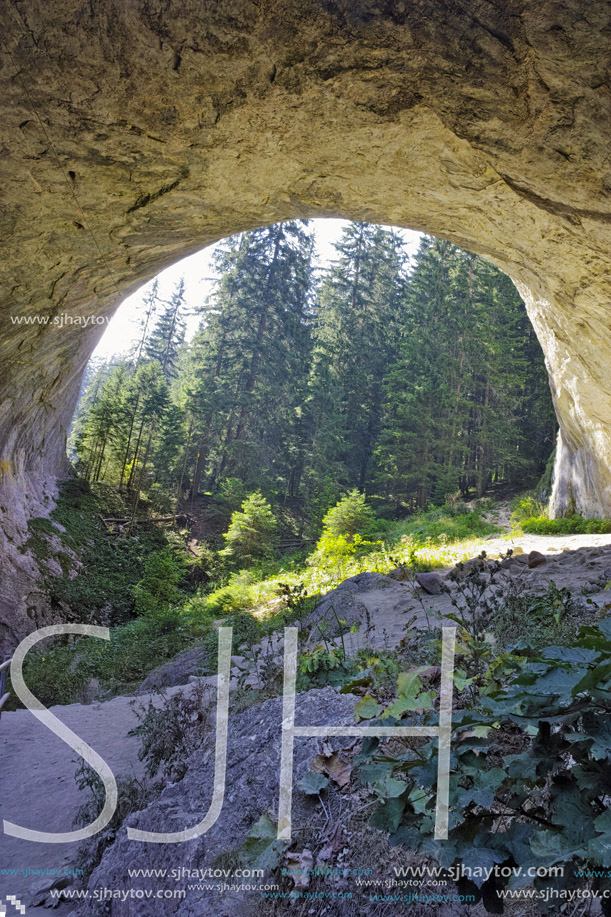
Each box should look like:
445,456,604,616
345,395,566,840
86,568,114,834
131,683,210,782
218,476,248,512
521,514,611,535
133,548,184,618
73,762,152,879
355,618,611,910
203,581,254,616
390,507,498,545
510,493,547,529
221,492,277,564
45,479,167,625
320,489,376,540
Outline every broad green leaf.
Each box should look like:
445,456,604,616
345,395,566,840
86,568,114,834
384,690,434,718
296,771,329,795
587,718,611,760
418,836,458,869
542,646,599,665
528,830,571,863
397,670,427,698
572,662,611,696
374,775,407,799
370,794,406,834
588,833,611,868
454,841,506,887
408,786,430,814
522,666,588,700
240,813,289,869
453,673,477,691
354,693,382,721
356,761,395,784
595,811,611,834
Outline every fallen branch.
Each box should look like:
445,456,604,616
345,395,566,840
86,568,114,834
101,513,194,528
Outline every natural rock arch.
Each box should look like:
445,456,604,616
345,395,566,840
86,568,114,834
0,0,609,526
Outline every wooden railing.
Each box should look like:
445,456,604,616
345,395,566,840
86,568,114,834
0,656,11,718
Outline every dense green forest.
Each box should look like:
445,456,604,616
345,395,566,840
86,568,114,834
71,222,556,521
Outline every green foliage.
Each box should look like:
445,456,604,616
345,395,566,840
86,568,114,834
131,683,210,782
201,581,254,616
132,548,185,619
44,479,167,625
356,619,611,909
320,489,377,539
73,762,152,880
14,611,206,708
72,223,556,544
308,490,382,569
237,813,289,871
218,477,248,512
299,645,343,677
221,492,278,564
495,580,594,650
310,531,381,570
509,492,548,529
391,506,499,545
522,514,611,535
536,445,556,500
375,236,557,508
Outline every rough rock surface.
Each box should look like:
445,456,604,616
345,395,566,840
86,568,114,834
137,645,209,693
1,0,610,640
76,687,358,916
0,472,61,652
303,571,426,650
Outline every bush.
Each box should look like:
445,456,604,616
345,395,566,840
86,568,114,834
509,493,547,529
131,683,210,782
320,489,377,540
44,479,167,625
390,507,498,545
355,618,611,910
203,581,254,616
308,531,381,570
133,548,184,618
521,514,611,535
73,762,152,880
221,492,277,564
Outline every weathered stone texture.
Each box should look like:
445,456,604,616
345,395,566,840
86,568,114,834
0,0,610,635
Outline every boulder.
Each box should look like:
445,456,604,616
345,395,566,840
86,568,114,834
415,572,445,595
77,688,358,916
137,646,209,693
528,550,548,569
303,572,403,646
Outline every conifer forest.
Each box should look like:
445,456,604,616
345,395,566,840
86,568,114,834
72,222,557,520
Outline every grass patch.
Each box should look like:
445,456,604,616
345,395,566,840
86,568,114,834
521,515,611,535
10,610,213,708
387,506,499,544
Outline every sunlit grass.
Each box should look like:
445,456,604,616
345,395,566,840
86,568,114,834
202,508,502,622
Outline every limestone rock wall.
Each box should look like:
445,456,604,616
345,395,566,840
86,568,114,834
0,0,609,585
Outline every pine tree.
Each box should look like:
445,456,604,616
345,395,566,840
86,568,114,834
145,278,187,379
375,237,556,508
183,222,315,496
304,223,407,500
